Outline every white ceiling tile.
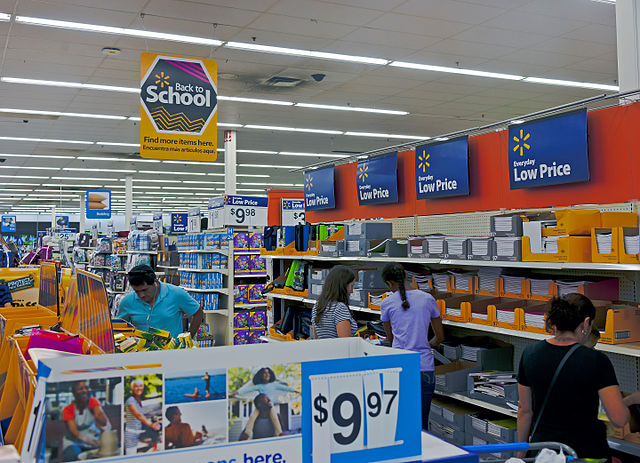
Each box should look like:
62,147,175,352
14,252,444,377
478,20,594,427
267,0,383,26
532,37,616,59
181,0,279,12
340,27,440,50
317,0,405,12
521,0,615,26
395,0,506,25
498,49,587,68
427,38,516,60
142,0,262,27
52,0,148,13
245,13,357,39
364,13,470,38
562,24,617,45
451,25,548,48
401,49,488,69
481,10,587,36
227,27,335,50
316,40,414,62
565,58,618,77
476,59,552,77
15,0,137,27
125,14,240,41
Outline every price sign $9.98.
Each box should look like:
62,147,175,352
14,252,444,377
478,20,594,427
310,368,401,461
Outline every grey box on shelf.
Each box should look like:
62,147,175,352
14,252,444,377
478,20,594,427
465,413,517,442
460,339,514,371
430,399,480,432
318,240,344,257
343,239,368,257
345,222,393,240
466,375,519,409
428,421,466,447
309,281,323,300
435,361,480,393
408,238,427,258
424,236,447,258
467,238,495,261
367,239,409,257
355,269,387,290
349,288,383,307
492,238,522,262
444,237,469,260
490,214,524,237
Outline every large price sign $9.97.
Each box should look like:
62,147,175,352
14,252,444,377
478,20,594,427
310,368,401,461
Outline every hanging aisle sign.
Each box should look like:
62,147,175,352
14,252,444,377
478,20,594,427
415,137,470,199
509,109,589,189
356,152,398,205
140,53,218,162
85,190,111,219
282,199,306,226
1,215,16,233
209,195,269,228
304,166,335,210
153,212,163,233
171,213,188,233
188,207,201,233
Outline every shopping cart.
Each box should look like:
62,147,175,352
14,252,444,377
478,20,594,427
462,441,581,463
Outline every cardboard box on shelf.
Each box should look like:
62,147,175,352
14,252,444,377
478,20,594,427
522,235,592,262
591,227,619,263
434,360,480,393
345,222,392,240
618,227,640,264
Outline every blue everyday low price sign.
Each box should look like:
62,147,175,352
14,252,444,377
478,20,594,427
356,152,398,205
509,109,589,189
304,166,335,210
171,213,188,233
415,137,469,199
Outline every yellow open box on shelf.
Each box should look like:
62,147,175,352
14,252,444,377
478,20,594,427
474,276,503,297
519,300,553,334
601,212,638,228
436,293,474,322
468,300,497,327
502,277,530,299
595,303,640,344
618,227,640,264
490,299,525,331
268,325,296,341
527,279,558,301
591,227,619,263
536,209,601,237
447,274,476,295
522,235,592,262
367,290,389,311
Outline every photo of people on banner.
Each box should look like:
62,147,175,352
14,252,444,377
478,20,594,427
228,363,301,442
44,377,122,462
124,374,163,455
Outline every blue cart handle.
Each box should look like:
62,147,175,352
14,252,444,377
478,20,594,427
462,442,530,453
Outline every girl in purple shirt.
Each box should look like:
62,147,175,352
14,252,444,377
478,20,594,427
380,263,445,429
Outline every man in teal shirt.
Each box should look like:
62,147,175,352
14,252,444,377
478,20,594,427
117,265,203,338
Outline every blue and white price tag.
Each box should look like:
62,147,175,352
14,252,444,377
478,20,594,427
310,368,402,461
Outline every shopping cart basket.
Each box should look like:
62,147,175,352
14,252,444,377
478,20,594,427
462,441,580,463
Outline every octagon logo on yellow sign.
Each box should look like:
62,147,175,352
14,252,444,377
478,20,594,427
140,53,218,161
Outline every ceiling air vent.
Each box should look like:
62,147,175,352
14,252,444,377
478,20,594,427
262,76,304,87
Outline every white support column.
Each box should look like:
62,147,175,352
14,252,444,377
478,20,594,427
79,193,85,233
224,130,237,194
616,0,640,94
51,205,56,229
125,176,133,227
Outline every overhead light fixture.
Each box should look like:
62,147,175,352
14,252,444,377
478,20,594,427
0,189,32,192
236,188,267,193
0,153,75,159
63,167,137,173
389,61,524,81
0,108,127,120
523,76,619,91
344,132,428,140
0,13,10,21
15,16,224,46
132,179,183,183
0,136,93,144
244,124,343,135
182,180,225,184
2,175,50,179
162,160,224,166
0,182,42,186
0,165,60,170
240,182,302,187
218,96,293,106
51,176,117,181
294,103,408,115
510,120,525,124
225,41,388,65
434,137,450,141
97,142,139,147
217,123,243,128
128,116,141,121
239,164,302,169
279,152,346,158
1,77,139,93
42,183,103,188
162,186,215,191
236,150,278,154
77,156,160,163
138,170,206,176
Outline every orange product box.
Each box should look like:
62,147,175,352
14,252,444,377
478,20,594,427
447,273,476,295
367,290,390,311
519,300,553,334
522,235,592,263
600,212,638,228
467,296,502,327
618,227,640,264
436,293,474,323
491,298,526,331
541,209,601,236
591,227,619,263
595,303,640,344
474,276,503,297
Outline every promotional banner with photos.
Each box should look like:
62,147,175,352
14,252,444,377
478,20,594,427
228,363,302,442
124,374,163,455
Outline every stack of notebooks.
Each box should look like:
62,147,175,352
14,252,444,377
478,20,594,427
502,275,525,294
477,268,502,292
432,272,450,292
542,235,561,253
406,270,432,292
496,307,516,324
461,345,486,363
426,236,445,255
446,237,467,256
369,291,392,306
523,311,545,328
494,237,520,258
469,372,517,399
624,233,640,254
555,280,589,297
451,271,475,291
595,230,613,254
493,217,517,233
529,278,553,297
440,342,460,360
469,238,491,258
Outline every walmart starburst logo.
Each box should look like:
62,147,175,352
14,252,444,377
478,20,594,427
155,71,170,88
174,214,183,223
304,175,313,191
283,200,291,208
358,164,369,182
513,129,531,157
417,150,431,173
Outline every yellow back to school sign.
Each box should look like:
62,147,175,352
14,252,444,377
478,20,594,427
140,53,218,161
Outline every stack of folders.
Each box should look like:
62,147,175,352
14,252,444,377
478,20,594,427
432,272,451,292
529,278,553,297
496,308,516,324
461,345,486,363
487,419,517,438
493,217,516,233
477,268,502,292
595,230,613,254
542,235,562,253
369,291,393,306
406,270,432,292
452,271,475,291
446,237,467,256
524,311,546,328
624,232,640,255
494,237,520,258
440,342,460,360
426,237,445,255
471,310,489,320
502,275,525,294
446,306,462,317
555,280,589,297
469,372,517,399
469,238,491,258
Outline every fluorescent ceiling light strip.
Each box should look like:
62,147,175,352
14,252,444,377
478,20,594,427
295,103,407,115
182,180,225,184
1,77,139,93
523,76,619,91
241,183,302,187
162,160,224,166
132,179,182,183
0,183,42,186
0,13,10,21
244,124,342,135
97,142,139,147
0,108,126,120
0,153,75,159
4,175,50,179
239,164,302,169
237,150,278,154
63,167,136,173
510,120,525,124
218,96,292,106
0,136,93,144
279,152,346,158
0,165,60,170
128,116,141,121
163,187,216,191
42,183,102,187
217,123,243,128
389,61,523,81
225,41,388,65
15,16,223,46
51,176,117,181
344,131,428,140
0,189,31,192
77,156,160,163
138,170,206,176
